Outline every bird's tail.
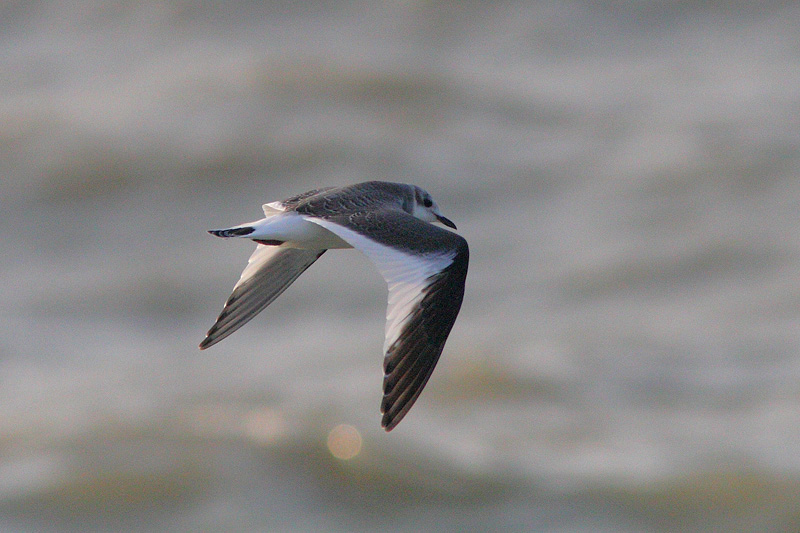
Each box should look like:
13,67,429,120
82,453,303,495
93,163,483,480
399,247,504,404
208,226,255,238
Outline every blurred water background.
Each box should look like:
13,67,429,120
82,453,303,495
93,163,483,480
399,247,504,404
2,1,800,531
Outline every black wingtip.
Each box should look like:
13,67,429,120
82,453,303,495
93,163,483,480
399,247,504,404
208,227,255,238
381,416,397,432
199,327,220,349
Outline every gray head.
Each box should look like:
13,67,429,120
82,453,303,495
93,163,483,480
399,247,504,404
408,185,457,229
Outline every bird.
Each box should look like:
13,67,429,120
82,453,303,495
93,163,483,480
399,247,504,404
199,181,469,431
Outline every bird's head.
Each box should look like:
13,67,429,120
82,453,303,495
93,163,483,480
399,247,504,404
411,186,457,229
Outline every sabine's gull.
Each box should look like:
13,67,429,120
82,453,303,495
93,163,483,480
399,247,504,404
200,181,469,431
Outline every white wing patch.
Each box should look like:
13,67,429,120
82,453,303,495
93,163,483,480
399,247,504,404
304,217,455,353
236,243,280,289
262,201,287,215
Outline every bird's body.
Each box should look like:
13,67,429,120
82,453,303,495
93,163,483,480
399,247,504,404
200,181,468,431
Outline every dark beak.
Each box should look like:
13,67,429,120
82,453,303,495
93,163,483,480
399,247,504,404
436,214,457,230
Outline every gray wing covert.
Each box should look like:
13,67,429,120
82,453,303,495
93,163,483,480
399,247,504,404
306,210,468,431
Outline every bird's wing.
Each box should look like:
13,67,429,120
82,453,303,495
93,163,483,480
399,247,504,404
199,245,325,349
305,210,468,431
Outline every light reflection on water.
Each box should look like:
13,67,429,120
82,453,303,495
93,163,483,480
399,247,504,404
327,424,362,461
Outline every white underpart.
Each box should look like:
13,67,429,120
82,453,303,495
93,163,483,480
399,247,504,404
305,216,455,353
236,212,352,250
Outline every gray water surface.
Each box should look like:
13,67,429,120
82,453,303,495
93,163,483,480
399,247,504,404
2,2,800,531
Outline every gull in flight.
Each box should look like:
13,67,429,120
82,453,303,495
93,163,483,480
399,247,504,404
200,181,469,431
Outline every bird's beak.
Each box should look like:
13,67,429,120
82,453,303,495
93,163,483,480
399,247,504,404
436,214,457,230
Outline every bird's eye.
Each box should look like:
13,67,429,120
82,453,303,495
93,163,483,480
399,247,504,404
423,198,433,208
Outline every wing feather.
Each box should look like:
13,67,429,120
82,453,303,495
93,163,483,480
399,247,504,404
199,246,325,349
306,211,468,430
